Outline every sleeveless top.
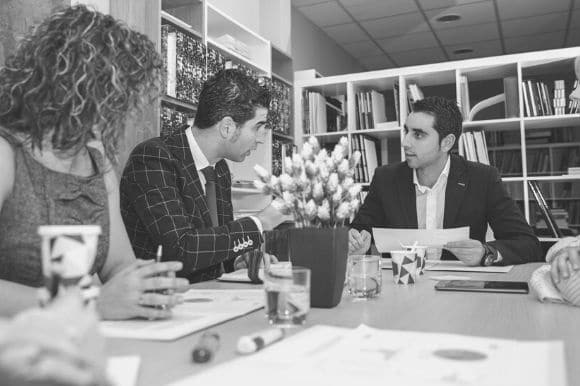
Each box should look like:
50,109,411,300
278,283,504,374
0,143,110,287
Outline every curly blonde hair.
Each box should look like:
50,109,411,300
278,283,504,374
0,5,162,163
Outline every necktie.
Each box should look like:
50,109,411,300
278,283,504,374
201,166,219,227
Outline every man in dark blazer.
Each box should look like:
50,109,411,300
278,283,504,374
120,70,286,282
350,96,541,266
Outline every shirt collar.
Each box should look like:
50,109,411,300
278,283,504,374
185,127,211,171
413,156,451,194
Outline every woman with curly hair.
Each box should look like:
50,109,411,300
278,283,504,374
0,5,187,320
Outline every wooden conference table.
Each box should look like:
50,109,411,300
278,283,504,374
107,263,579,386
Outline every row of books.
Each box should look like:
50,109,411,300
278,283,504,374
161,104,191,137
302,91,346,134
355,90,388,131
521,79,580,117
162,24,227,106
526,147,580,175
487,127,580,147
352,135,379,184
458,130,490,165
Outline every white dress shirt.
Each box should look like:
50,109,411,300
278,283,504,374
413,156,451,259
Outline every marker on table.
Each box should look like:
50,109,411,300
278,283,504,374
192,331,220,363
236,328,285,355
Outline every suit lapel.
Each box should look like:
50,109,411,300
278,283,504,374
397,163,418,227
165,131,214,227
443,155,468,228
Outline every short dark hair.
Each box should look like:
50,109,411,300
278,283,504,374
194,69,271,129
412,96,463,146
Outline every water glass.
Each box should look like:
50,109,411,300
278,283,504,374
347,255,381,298
264,265,310,327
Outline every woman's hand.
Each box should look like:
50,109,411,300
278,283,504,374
97,260,189,320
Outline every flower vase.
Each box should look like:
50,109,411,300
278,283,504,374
288,226,348,308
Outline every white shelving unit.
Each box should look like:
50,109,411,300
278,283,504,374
294,47,580,232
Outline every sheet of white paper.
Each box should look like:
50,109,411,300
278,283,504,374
100,289,263,340
107,356,140,386
372,227,470,253
217,268,264,283
169,324,565,386
381,259,513,273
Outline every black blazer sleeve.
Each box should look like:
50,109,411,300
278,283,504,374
484,167,542,265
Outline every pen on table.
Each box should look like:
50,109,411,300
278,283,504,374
156,244,163,263
237,328,285,355
192,331,220,363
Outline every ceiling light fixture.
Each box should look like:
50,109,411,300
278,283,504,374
435,14,461,23
453,48,474,55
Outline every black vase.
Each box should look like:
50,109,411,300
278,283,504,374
287,227,348,308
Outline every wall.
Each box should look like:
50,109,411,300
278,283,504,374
0,0,66,65
291,6,364,76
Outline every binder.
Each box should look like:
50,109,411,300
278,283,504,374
528,181,563,238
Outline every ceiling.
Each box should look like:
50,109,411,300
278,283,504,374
291,0,580,71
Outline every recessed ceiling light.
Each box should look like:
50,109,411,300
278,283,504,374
436,14,461,23
453,48,474,55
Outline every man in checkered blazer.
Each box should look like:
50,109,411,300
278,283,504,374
120,70,286,283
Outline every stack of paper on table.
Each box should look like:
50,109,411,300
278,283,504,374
372,226,470,253
100,289,263,340
169,324,565,386
381,259,514,273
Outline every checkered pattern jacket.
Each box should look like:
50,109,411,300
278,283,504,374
120,131,261,283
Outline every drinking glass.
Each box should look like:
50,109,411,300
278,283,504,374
264,265,310,327
347,255,381,298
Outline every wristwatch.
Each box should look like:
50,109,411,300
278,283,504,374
480,243,500,266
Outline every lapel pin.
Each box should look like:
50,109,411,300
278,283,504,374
458,182,465,187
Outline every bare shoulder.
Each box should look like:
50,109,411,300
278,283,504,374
0,136,16,202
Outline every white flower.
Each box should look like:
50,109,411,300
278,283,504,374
269,175,280,191
254,164,269,181
305,160,318,177
342,177,354,190
332,145,345,163
327,173,339,194
348,184,362,198
350,199,360,212
337,159,349,175
272,198,290,214
253,180,268,193
319,163,329,180
308,136,320,152
292,153,304,173
279,173,295,191
301,142,314,160
298,172,310,190
318,200,330,221
284,156,293,172
282,191,295,207
304,199,317,219
336,202,350,220
314,149,328,165
312,182,324,201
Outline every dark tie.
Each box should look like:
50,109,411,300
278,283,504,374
201,166,219,227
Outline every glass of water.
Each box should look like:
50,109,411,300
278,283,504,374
347,255,382,298
264,265,310,327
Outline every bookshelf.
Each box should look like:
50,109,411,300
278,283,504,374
294,47,580,237
111,0,294,216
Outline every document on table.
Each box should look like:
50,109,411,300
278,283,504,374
100,289,263,341
217,268,263,283
169,324,565,386
372,226,470,253
381,259,514,273
107,356,140,386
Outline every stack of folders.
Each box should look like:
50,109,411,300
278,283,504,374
458,130,489,165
